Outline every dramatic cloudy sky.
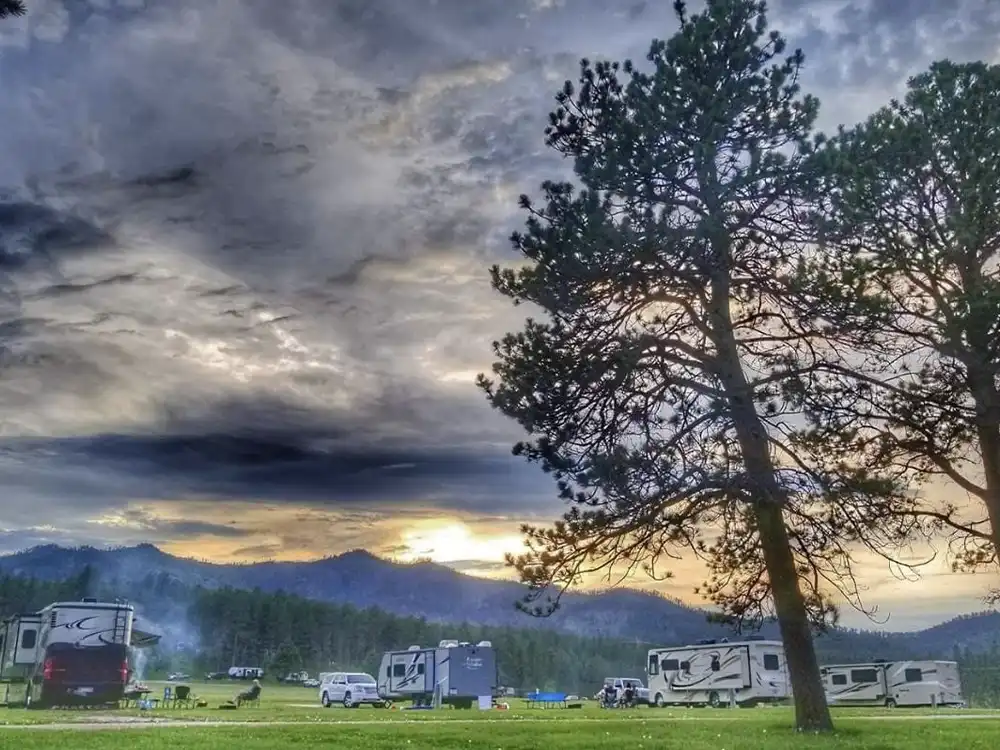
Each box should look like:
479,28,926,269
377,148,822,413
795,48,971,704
1,0,997,631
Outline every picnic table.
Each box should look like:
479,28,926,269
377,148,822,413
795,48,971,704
121,686,154,708
525,691,567,708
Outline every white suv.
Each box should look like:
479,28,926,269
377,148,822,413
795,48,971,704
319,672,383,708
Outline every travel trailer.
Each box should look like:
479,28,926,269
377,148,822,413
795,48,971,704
228,666,264,680
821,660,965,708
377,639,498,708
0,599,160,708
646,638,790,707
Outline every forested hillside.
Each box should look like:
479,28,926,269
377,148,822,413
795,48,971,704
3,568,1000,702
0,544,731,643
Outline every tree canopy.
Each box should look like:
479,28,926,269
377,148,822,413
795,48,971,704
0,0,26,21
800,60,1000,586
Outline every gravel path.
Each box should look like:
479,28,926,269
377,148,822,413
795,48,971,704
3,712,999,731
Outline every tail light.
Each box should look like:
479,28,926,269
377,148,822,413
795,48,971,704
42,658,54,681
120,660,129,683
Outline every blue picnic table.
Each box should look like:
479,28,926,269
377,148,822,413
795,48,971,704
525,691,567,708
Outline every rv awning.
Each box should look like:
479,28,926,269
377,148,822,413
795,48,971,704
131,629,162,648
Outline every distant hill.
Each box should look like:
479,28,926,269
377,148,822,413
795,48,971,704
0,543,996,660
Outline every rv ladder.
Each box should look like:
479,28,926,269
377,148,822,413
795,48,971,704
112,610,128,644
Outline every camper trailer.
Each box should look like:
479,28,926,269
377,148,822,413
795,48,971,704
0,599,160,708
821,660,964,708
646,638,790,707
377,639,498,708
228,666,264,680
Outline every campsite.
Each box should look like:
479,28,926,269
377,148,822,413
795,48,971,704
5,0,1000,747
2,678,1000,750
2,608,996,748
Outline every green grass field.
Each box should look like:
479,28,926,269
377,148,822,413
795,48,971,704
2,681,999,749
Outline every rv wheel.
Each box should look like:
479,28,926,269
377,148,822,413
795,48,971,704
885,698,897,709
707,691,721,708
654,694,665,708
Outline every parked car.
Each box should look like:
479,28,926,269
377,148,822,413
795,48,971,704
319,672,385,708
600,677,650,705
303,678,320,688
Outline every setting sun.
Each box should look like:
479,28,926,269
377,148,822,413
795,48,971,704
396,521,525,565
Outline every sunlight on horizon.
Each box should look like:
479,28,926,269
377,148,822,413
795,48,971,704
395,520,527,565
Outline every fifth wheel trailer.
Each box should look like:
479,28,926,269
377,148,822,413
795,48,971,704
821,660,964,708
377,639,498,708
646,638,790,707
0,598,160,708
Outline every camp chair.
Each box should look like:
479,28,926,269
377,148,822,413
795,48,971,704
172,685,193,708
235,683,261,708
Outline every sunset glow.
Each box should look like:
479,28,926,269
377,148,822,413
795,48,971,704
395,521,526,565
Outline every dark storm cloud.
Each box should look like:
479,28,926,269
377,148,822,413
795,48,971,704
0,431,540,504
0,390,551,517
1,0,998,548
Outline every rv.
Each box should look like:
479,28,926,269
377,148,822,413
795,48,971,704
821,660,964,708
228,666,264,680
377,639,498,708
0,598,160,708
646,638,790,707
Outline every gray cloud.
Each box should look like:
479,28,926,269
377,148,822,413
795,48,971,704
1,0,998,564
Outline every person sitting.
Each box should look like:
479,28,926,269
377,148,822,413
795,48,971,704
623,684,635,707
602,683,617,708
235,678,262,707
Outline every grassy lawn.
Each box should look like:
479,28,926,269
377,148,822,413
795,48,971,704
5,719,1000,750
2,681,999,748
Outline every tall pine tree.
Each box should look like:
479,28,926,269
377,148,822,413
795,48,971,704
478,0,914,731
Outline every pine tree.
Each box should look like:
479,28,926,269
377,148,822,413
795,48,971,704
477,0,915,731
799,60,1000,587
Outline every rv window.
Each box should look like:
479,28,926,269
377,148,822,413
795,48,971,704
850,669,879,683
831,674,847,686
762,654,780,671
20,629,36,650
392,664,406,677
660,659,679,671
386,666,391,679
417,663,425,675
904,668,923,683
648,655,659,675
680,661,690,673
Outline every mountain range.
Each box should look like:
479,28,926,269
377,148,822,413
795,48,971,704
1,543,997,660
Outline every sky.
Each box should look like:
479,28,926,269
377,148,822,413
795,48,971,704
0,0,998,633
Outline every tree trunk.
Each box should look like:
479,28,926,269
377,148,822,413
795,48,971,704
967,363,1000,567
714,319,834,731
975,421,1000,565
754,501,834,732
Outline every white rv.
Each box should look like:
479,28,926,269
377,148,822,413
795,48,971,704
0,598,160,708
228,666,264,680
646,638,790,707
377,639,498,708
821,660,964,708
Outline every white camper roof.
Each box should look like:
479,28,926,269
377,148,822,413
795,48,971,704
823,660,957,669
653,639,784,650
39,601,134,611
